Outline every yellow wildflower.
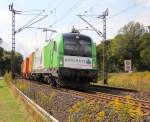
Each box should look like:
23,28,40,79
69,108,73,113
113,98,122,112
98,111,105,117
125,95,132,103
96,111,105,122
135,104,143,117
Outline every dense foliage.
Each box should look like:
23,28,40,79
0,47,23,75
97,21,150,72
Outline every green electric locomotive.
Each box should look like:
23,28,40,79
30,32,98,87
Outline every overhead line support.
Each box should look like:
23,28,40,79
102,9,108,85
77,9,108,85
8,3,48,77
9,3,16,77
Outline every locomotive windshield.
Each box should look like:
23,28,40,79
63,34,92,57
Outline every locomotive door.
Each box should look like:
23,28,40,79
51,41,56,68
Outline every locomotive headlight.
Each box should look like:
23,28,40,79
92,59,96,68
93,63,95,68
92,61,96,68
60,59,63,65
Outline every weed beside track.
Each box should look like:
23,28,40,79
13,79,150,122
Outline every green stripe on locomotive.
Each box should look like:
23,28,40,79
43,34,64,68
91,41,97,69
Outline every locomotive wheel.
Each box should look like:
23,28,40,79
49,76,57,87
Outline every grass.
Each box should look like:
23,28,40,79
0,79,35,122
95,71,150,91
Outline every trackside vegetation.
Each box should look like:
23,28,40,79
108,72,150,90
68,96,143,122
97,72,150,90
0,79,34,122
3,71,12,83
10,78,56,116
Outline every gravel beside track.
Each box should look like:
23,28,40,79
14,79,150,121
14,79,84,121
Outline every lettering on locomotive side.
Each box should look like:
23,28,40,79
64,56,92,69
64,58,92,64
86,59,92,64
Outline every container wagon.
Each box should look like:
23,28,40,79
21,57,29,79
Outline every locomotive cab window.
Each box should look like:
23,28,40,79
63,34,92,57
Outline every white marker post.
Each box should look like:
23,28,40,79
124,60,132,72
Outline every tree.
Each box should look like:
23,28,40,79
97,40,114,72
96,42,104,71
110,21,146,71
96,21,149,72
0,37,2,45
0,47,4,59
14,52,23,73
139,33,150,70
0,48,23,75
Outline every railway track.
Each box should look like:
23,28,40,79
56,87,150,116
68,90,150,116
89,84,139,92
16,79,150,116
37,82,150,116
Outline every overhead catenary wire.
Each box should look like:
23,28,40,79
65,0,94,30
16,10,45,30
16,15,48,33
43,0,64,15
79,0,143,29
108,0,144,20
18,13,48,16
49,0,86,27
53,0,65,10
45,0,57,10
19,9,45,13
77,15,103,37
27,26,57,33
87,0,105,13
32,0,64,30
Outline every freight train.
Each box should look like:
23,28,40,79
21,32,98,87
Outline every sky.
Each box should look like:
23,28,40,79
0,0,150,58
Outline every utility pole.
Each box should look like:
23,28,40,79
102,9,108,85
9,3,16,77
77,9,108,84
9,3,48,78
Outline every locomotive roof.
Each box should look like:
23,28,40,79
62,33,91,39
